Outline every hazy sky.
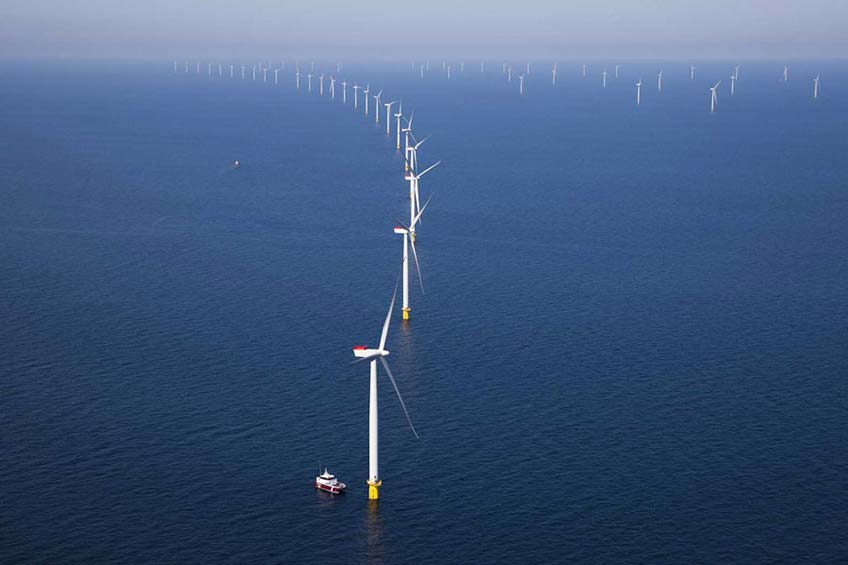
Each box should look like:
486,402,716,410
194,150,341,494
2,0,847,59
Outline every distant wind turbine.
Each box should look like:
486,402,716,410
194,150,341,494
813,74,820,99
519,74,524,95
636,79,642,105
710,81,720,113
657,70,663,93
690,65,695,80
384,100,397,134
602,70,608,88
552,63,558,85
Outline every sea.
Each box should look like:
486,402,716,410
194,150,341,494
1,59,846,563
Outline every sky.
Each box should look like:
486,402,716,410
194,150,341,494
2,0,847,60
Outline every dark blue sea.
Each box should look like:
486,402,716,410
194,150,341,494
1,59,847,563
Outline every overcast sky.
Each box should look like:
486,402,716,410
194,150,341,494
2,0,847,59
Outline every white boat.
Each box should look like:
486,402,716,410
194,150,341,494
314,469,346,495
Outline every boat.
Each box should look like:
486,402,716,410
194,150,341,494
314,468,346,494
233,160,240,169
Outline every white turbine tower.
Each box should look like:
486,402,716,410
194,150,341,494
507,65,512,82
252,65,256,81
783,65,789,82
263,67,267,82
636,79,642,105
319,74,324,96
374,89,383,124
274,68,279,85
342,80,347,103
230,64,234,78
173,60,178,73
730,73,736,95
402,111,414,171
295,71,301,90
330,76,336,99
353,84,360,109
552,63,558,85
690,65,695,80
813,74,820,99
363,85,370,116
519,74,525,95
710,81,720,113
352,282,419,501
401,158,440,319
384,100,397,134
394,102,403,149
526,62,531,75
307,73,313,92
602,70,608,88
582,63,587,78
734,65,741,80
657,70,663,93
615,64,620,78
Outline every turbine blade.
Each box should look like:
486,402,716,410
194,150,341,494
378,279,399,351
414,184,422,225
379,357,419,439
414,136,430,150
418,161,441,178
409,235,425,294
412,193,434,227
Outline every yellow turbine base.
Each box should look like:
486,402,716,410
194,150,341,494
402,308,410,321
368,479,382,500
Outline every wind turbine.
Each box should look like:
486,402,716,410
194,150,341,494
460,61,464,73
230,64,234,78
447,65,452,80
393,194,432,322
263,67,268,82
241,65,246,80
384,100,397,134
307,73,313,92
330,76,336,99
342,80,347,104
208,63,212,76
519,74,525,95
196,62,200,74
602,69,608,88
710,81,720,113
353,83,360,109
274,68,279,85
734,65,741,80
319,74,324,96
582,63,587,78
295,70,301,90
690,65,695,80
363,85,371,116
420,65,425,79
526,62,531,75
402,111,414,171
636,79,642,105
507,65,512,82
729,73,736,95
552,63,558,85
173,60,178,73
783,65,789,82
813,74,820,99
402,159,440,318
615,64,620,78
657,70,663,93
252,65,257,81
352,281,419,501
374,89,383,124
394,102,403,149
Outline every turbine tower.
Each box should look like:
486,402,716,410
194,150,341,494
307,73,313,92
519,74,524,95
342,80,347,103
657,70,663,93
363,85,370,115
374,89,383,124
690,65,695,80
319,74,324,96
352,283,419,501
783,65,789,82
636,79,642,105
394,102,404,149
394,196,431,326
730,73,736,96
602,70,608,88
401,157,440,319
813,74,820,99
353,83,360,109
552,63,558,85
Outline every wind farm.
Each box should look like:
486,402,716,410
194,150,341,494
3,1,848,563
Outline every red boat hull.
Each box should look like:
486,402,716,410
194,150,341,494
315,482,345,495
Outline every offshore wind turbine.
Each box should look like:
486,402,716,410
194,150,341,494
690,65,695,80
636,79,642,105
729,73,736,95
615,64,620,78
384,100,397,134
353,83,360,109
307,73,313,92
552,63,558,85
230,64,234,78
295,70,301,89
319,74,324,96
352,282,419,501
710,81,720,113
330,76,336,99
402,111,414,171
263,67,268,82
507,65,512,82
394,102,403,149
363,85,371,116
241,65,246,80
342,80,347,103
582,63,587,78
813,74,820,99
394,195,431,323
402,159,440,319
252,65,257,81
602,70,608,88
519,74,525,95
734,65,741,80
657,70,663,93
274,68,279,85
783,65,789,82
374,90,383,124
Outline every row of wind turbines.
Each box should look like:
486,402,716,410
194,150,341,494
408,59,823,112
174,58,437,502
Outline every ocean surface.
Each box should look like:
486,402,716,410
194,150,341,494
1,59,847,563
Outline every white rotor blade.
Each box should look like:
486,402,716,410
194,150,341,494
412,193,434,227
378,279,399,351
379,357,419,439
414,136,430,150
409,236,424,294
418,161,441,178
414,184,422,225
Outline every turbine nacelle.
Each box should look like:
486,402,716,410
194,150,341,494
352,346,389,359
